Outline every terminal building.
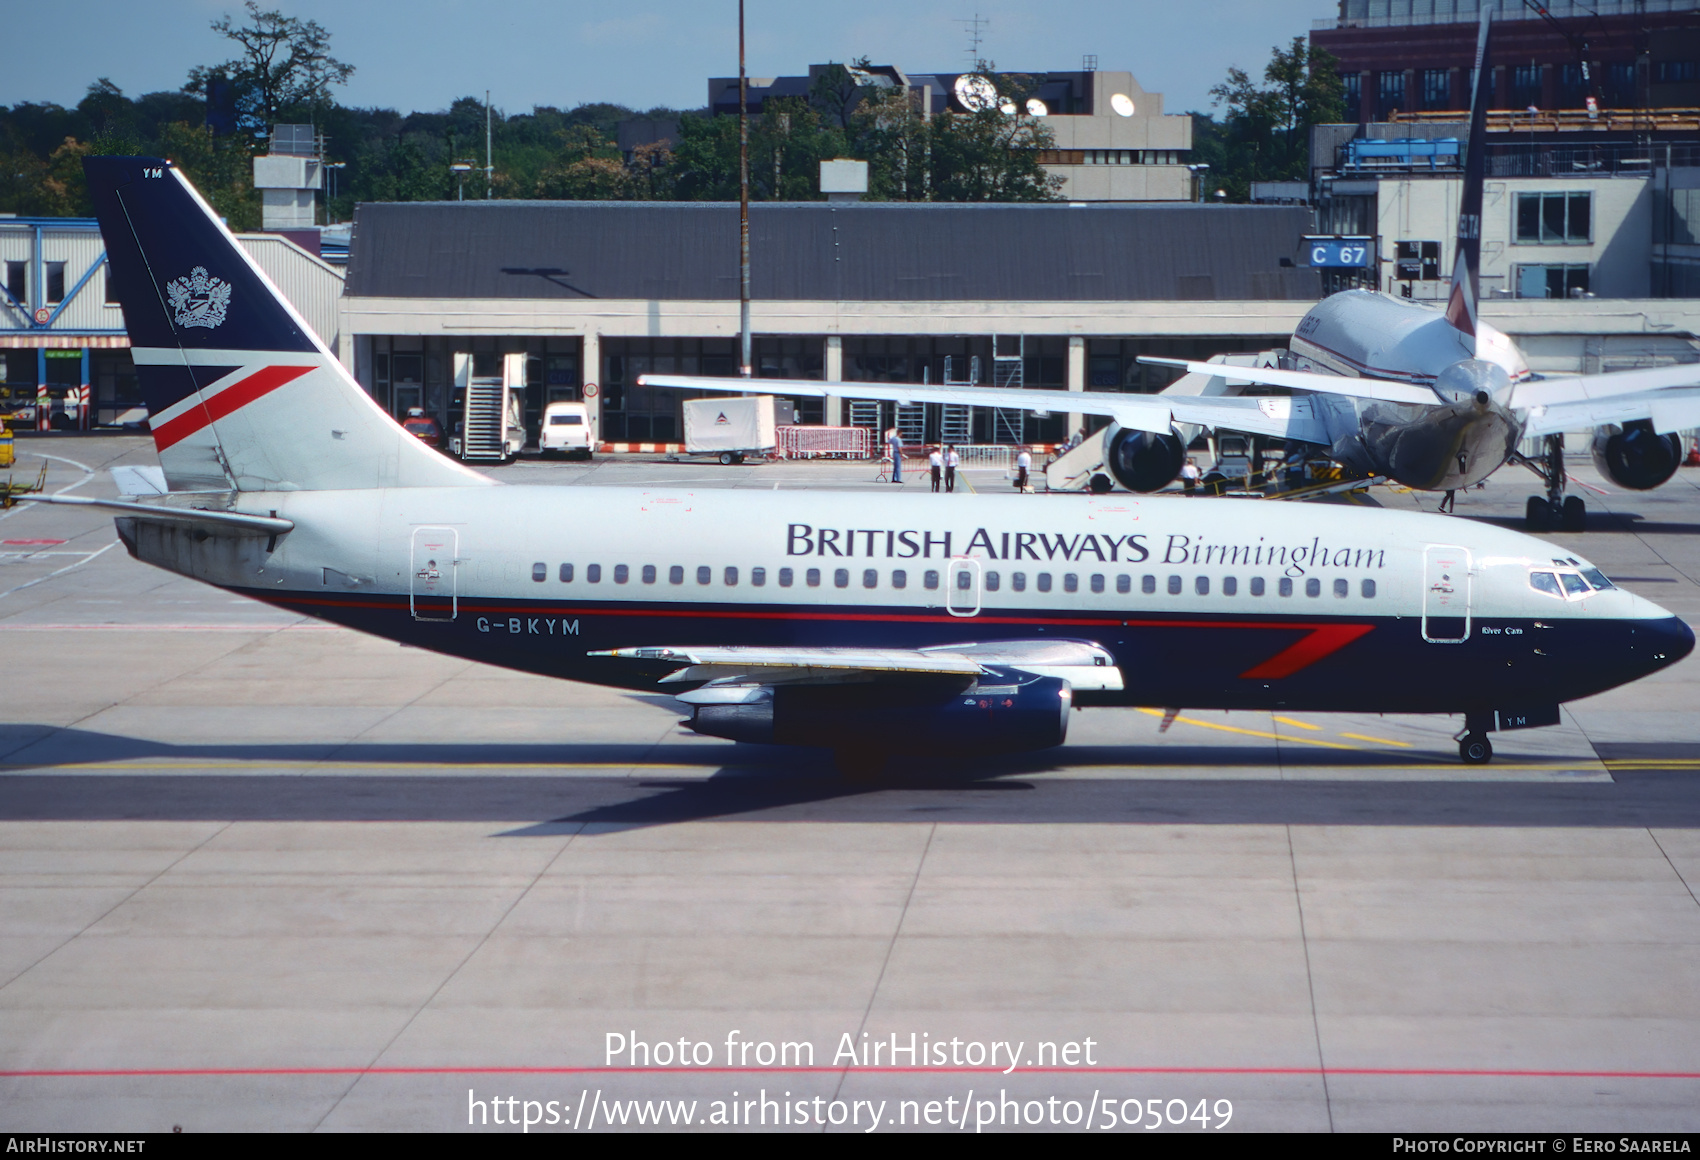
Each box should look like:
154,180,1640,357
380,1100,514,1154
338,199,1317,448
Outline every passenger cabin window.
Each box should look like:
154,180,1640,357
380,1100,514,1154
1361,579,1376,598
532,563,546,582
1012,573,1026,592
697,566,711,585
558,563,573,582
1037,573,1052,593
614,565,629,584
1142,575,1156,595
1064,574,1078,593
863,569,878,589
1195,576,1209,596
752,567,766,586
806,568,821,587
985,571,1000,591
924,571,940,590
1166,575,1181,595
1305,578,1321,597
1250,577,1266,596
1333,578,1348,598
1090,574,1105,594
1279,578,1294,597
1116,575,1131,595
892,570,907,588
1223,576,1237,596
670,566,684,584
642,565,657,584
834,568,849,588
779,568,794,587
586,564,602,583
725,567,738,586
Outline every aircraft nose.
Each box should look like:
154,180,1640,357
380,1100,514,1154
1636,614,1695,671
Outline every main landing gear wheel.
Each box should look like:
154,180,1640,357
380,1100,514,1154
1458,733,1494,764
1562,494,1586,532
1523,434,1586,533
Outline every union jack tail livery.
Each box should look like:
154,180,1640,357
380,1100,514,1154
83,156,484,493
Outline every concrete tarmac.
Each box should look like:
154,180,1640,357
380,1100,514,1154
1,436,1699,1133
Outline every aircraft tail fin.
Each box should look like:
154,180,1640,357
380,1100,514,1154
82,156,488,493
1443,4,1494,354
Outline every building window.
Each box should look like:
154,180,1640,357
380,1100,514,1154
1377,71,1406,118
1657,61,1699,84
1396,241,1442,281
1421,68,1451,110
1342,72,1361,113
45,262,66,305
1516,263,1590,298
1511,64,1543,108
1515,192,1591,244
4,262,24,304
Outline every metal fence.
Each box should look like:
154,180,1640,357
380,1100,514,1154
777,425,873,459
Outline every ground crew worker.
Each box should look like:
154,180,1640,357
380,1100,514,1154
886,428,903,483
1015,446,1032,492
928,445,943,492
945,444,960,492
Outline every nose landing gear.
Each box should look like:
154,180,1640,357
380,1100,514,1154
1458,732,1494,764
1519,434,1585,532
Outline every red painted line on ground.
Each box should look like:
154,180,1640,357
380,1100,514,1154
3,1065,1698,1080
1,539,67,545
152,364,314,451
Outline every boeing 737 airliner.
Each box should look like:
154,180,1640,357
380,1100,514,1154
45,155,1693,773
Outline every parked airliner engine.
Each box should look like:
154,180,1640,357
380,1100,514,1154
1592,421,1682,491
1105,426,1186,492
688,675,1072,755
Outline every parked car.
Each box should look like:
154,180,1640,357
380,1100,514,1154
401,408,443,448
539,401,593,459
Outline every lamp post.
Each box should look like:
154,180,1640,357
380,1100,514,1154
738,0,751,378
450,162,473,201
323,161,346,222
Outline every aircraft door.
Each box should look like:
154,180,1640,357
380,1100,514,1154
411,526,458,621
946,558,982,617
1422,543,1470,643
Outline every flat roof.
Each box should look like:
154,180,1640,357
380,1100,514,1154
345,201,1320,304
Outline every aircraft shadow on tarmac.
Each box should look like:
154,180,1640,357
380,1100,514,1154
2,725,1699,832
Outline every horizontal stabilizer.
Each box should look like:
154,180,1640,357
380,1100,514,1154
20,493,294,536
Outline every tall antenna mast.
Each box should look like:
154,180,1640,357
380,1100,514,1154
960,12,989,70
738,0,752,378
484,90,493,199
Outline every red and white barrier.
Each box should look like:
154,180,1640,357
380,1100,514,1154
776,426,872,459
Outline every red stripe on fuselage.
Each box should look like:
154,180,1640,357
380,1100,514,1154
269,592,1376,680
152,364,315,451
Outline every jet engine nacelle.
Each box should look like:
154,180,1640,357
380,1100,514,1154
1104,425,1186,493
688,676,1071,755
1591,421,1682,491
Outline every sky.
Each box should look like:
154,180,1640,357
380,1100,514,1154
3,0,1336,121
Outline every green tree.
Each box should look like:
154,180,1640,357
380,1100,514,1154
187,1,354,132
1206,38,1344,201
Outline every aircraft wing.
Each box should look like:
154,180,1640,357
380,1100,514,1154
1509,363,1700,411
1521,386,1700,440
591,640,1125,692
1134,357,1440,406
637,374,1332,444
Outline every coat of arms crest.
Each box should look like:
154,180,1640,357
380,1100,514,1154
166,266,232,329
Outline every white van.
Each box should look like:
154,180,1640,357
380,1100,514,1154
540,401,593,459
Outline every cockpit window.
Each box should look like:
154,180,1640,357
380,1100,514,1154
1560,573,1589,597
1580,567,1614,590
1529,572,1562,597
